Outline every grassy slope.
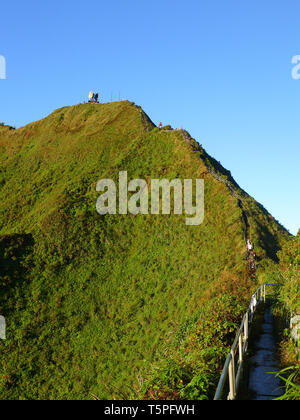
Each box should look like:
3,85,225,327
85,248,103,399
277,231,300,400
278,231,300,314
0,101,290,399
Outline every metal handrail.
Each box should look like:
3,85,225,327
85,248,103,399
214,283,281,400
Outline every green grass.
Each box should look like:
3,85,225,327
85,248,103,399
271,231,300,400
0,101,291,400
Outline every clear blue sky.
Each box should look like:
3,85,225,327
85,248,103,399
0,0,299,235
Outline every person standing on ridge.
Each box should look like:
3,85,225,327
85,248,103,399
88,91,100,103
247,239,253,252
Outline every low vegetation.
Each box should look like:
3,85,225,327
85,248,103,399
272,231,300,400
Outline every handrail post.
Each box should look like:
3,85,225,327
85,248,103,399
238,334,243,364
228,350,236,400
259,286,262,302
244,311,249,349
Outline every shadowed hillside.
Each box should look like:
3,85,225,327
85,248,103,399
0,101,290,399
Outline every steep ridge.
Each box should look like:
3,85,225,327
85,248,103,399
0,101,290,399
180,129,251,243
180,128,288,262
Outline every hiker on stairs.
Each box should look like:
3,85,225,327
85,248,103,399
247,239,256,272
247,239,253,252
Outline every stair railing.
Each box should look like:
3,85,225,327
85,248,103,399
214,283,281,400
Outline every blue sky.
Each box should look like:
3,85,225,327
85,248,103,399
0,0,299,234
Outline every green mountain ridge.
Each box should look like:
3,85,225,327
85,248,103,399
0,101,291,399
